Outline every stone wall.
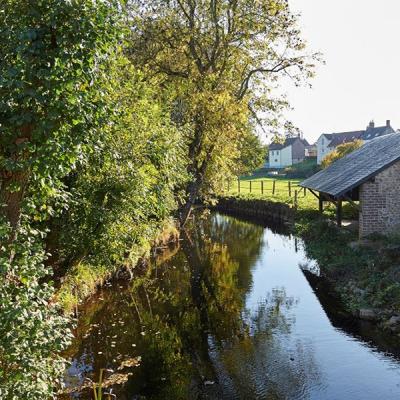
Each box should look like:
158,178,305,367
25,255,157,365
359,160,400,237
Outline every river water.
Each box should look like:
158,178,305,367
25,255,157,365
61,212,400,399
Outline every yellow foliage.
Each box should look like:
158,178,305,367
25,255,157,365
321,140,363,168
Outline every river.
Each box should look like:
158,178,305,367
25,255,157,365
61,212,400,399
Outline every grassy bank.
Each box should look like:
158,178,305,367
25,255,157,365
296,210,400,324
56,220,179,313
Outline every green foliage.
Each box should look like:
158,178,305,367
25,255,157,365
0,221,72,399
284,158,320,179
321,140,363,168
55,59,187,273
0,0,124,217
234,133,267,176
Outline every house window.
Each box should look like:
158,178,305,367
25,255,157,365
275,159,278,162
271,151,274,155
322,138,324,145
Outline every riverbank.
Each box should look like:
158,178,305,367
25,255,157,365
56,219,179,313
217,194,400,334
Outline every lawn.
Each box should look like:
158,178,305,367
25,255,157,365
224,176,319,211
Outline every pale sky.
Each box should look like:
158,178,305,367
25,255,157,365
283,0,400,144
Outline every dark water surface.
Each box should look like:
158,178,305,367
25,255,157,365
62,213,400,399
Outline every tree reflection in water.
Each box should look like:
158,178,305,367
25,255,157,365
123,213,320,399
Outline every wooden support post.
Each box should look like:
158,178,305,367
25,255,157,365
336,199,342,227
272,180,276,195
304,187,306,197
261,180,264,194
249,181,252,193
288,181,292,197
319,197,323,212
238,178,240,193
294,189,298,210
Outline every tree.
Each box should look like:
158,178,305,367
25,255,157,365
233,132,267,176
128,0,320,226
321,140,363,168
0,0,122,237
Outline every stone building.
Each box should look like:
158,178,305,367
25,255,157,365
299,133,400,238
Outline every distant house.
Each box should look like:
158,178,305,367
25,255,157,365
269,137,309,169
316,120,395,164
305,144,317,158
300,133,400,238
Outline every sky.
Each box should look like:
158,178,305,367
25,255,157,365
281,0,400,144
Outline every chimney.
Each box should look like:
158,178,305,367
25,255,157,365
367,120,375,129
386,119,391,127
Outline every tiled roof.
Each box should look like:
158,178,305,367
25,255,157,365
269,142,285,150
325,125,394,148
300,133,400,197
328,131,364,147
269,137,306,151
361,126,394,140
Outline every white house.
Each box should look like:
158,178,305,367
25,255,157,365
317,120,395,165
269,137,309,169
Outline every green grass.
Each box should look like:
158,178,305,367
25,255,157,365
224,177,318,210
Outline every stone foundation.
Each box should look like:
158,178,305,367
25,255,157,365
216,196,294,223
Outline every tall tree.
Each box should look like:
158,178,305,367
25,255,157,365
129,0,319,225
0,0,122,238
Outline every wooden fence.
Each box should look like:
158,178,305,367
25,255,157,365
225,179,307,210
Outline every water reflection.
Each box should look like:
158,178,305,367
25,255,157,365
61,213,400,400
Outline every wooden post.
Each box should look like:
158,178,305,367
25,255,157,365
272,180,276,195
294,189,298,210
336,199,342,227
319,196,323,212
304,187,306,197
261,180,264,195
249,181,252,193
238,178,240,193
288,181,292,197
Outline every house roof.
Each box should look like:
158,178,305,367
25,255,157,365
269,136,307,151
324,124,394,148
361,125,394,140
328,130,364,147
299,132,400,198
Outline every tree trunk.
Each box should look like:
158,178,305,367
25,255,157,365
0,127,32,238
179,179,201,227
0,171,29,231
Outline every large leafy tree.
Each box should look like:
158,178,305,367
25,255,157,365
129,0,319,225
0,0,122,237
